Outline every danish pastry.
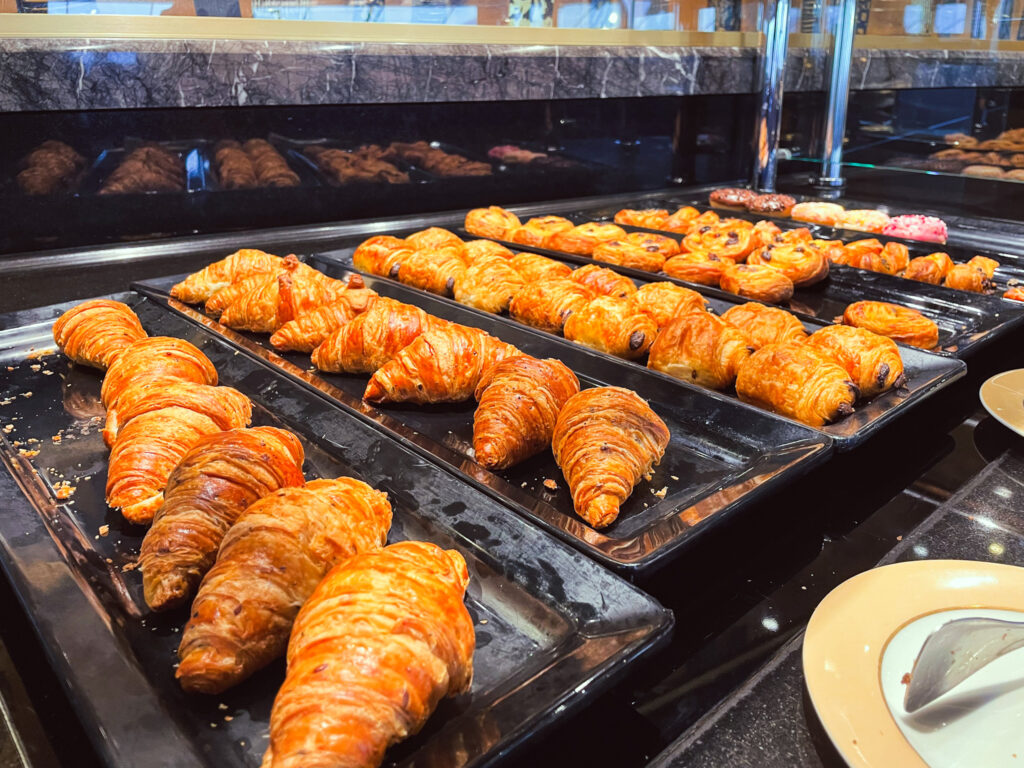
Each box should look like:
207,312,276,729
647,309,753,390
968,255,999,278
508,252,573,283
623,231,681,258
858,242,909,276
509,278,595,332
719,263,795,303
632,282,707,329
614,208,670,229
548,222,628,256
1003,286,1024,302
511,215,574,248
806,325,904,399
391,246,466,297
570,264,637,298
720,302,807,349
842,301,939,349
904,252,953,284
462,239,514,266
464,206,522,240
593,241,667,273
663,251,732,285
943,263,993,293
563,296,658,360
404,227,465,255
682,219,758,262
746,241,829,286
663,206,704,233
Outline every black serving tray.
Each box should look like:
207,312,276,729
135,275,831,573
0,294,672,768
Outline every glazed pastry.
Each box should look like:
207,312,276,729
473,356,580,470
390,246,466,297
663,252,731,286
858,242,909,275
260,541,474,768
220,267,339,333
170,249,284,304
177,477,391,693
806,325,904,398
623,231,681,258
827,245,860,268
511,215,574,248
103,381,251,447
404,227,465,255
570,264,637,298
746,193,795,217
312,297,436,374
882,215,948,244
52,299,147,370
709,188,757,210
552,387,670,529
269,302,358,353
682,219,758,262
664,206,704,233
746,242,829,286
614,208,670,229
462,239,515,266
647,309,753,389
753,219,784,247
101,336,217,409
1003,286,1024,302
352,236,408,276
453,255,526,314
508,252,573,283
943,263,993,293
106,407,223,525
843,301,939,349
509,279,596,332
548,222,628,256
719,263,795,303
363,325,519,404
791,202,845,226
563,296,658,360
720,302,807,349
593,241,667,273
139,427,305,612
736,343,858,427
775,227,816,245
632,282,707,330
840,238,885,268
464,206,522,240
904,252,953,284
838,210,891,234
968,255,999,278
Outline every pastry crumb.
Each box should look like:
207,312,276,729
670,475,679,481
52,434,62,443
3,424,13,433
26,348,55,360
18,449,39,458
224,715,233,722
21,391,33,398
651,486,668,498
42,370,54,376
30,364,40,372
98,524,109,536
901,672,912,685
542,478,558,491
55,482,76,500
218,703,229,711
121,561,139,572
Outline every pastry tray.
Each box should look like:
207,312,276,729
135,276,832,573
0,294,673,768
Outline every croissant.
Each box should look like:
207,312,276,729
904,253,953,284
746,242,830,286
206,269,283,318
736,343,858,426
220,267,338,333
614,208,670,229
552,387,670,529
404,227,465,255
52,299,147,370
563,296,657,360
269,302,357,353
177,477,391,693
312,297,436,374
719,263,795,303
806,325,904,398
593,241,667,273
968,255,999,278
352,236,408,276
510,215,574,248
453,255,526,314
548,222,628,256
106,406,223,525
391,246,466,297
139,427,305,611
508,252,573,283
623,231,680,258
842,301,939,349
465,206,522,240
462,239,514,266
944,263,993,293
632,282,707,330
101,336,218,408
663,251,732,285
508,278,595,333
259,540,474,768
103,382,251,447
473,356,580,470
1004,286,1024,302
647,309,753,389
570,264,637,298
170,249,283,304
858,242,909,276
664,206,704,233
682,219,757,262
364,325,519,404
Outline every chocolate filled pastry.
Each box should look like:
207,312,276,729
746,193,796,217
508,252,573,282
943,263,994,293
623,231,681,259
647,309,753,390
842,301,939,349
548,222,628,256
391,246,467,297
806,325,905,399
664,206,705,233
352,236,409,276
570,264,637,298
465,206,522,240
736,343,858,426
509,278,595,333
404,227,465,254
563,296,658,360
904,252,953,285
858,242,909,276
632,282,707,330
511,215,574,248
746,242,829,287
18,140,85,195
663,251,732,286
462,239,514,266
454,255,526,314
1003,286,1024,302
614,208,670,229
312,297,437,374
682,219,758,262
720,302,807,349
593,241,667,273
709,188,757,210
720,263,795,303
52,299,147,370
791,202,845,226
968,255,999,278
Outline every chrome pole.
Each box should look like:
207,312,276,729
817,0,858,191
751,0,792,192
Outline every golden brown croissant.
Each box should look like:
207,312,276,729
171,249,283,304
465,206,522,240
858,242,909,276
563,296,657,360
508,252,573,282
453,255,526,314
968,255,999,278
391,246,466,297
352,236,408,276
106,406,224,525
220,267,338,333
103,381,251,447
736,343,858,426
52,299,147,370
632,282,707,330
552,387,670,529
312,297,438,374
139,427,305,611
404,227,465,255
462,239,514,266
363,325,519,404
508,278,595,333
205,269,283,318
101,336,218,409
719,263,795,303
647,309,753,389
177,477,391,693
806,325,904,398
944,263,993,293
904,252,953,284
746,241,830,286
592,241,667,273
842,301,939,349
510,215,574,248
682,219,757,262
548,222,628,256
614,208,670,229
720,302,807,349
269,302,358,353
260,540,474,768
664,206,706,233
570,264,637,298
663,252,732,285
473,356,579,470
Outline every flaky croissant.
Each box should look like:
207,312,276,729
842,301,939,349
465,206,522,240
453,255,526,314
736,343,858,426
806,324,904,398
352,236,408,275
720,302,807,349
647,309,753,390
663,252,732,285
968,255,999,278
509,278,595,333
614,208,670,229
548,222,627,256
404,227,466,255
858,242,909,276
563,296,657,360
260,541,474,768
473,356,580,470
592,241,667,273
719,263,795,304
508,252,573,283
552,387,670,529
632,282,707,330
177,477,391,694
171,249,283,304
391,246,466,297
570,264,637,298
139,427,305,611
220,267,338,333
462,239,514,266
510,215,574,248
904,253,953,284
269,302,357,353
944,263,993,293
363,325,519,404
205,268,285,318
101,336,218,409
52,299,147,370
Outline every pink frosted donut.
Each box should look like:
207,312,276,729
882,214,948,244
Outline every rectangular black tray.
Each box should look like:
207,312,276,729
0,294,672,768
135,275,831,573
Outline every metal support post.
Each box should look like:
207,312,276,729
751,0,791,192
817,0,858,192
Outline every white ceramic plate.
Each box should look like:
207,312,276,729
980,369,1024,438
